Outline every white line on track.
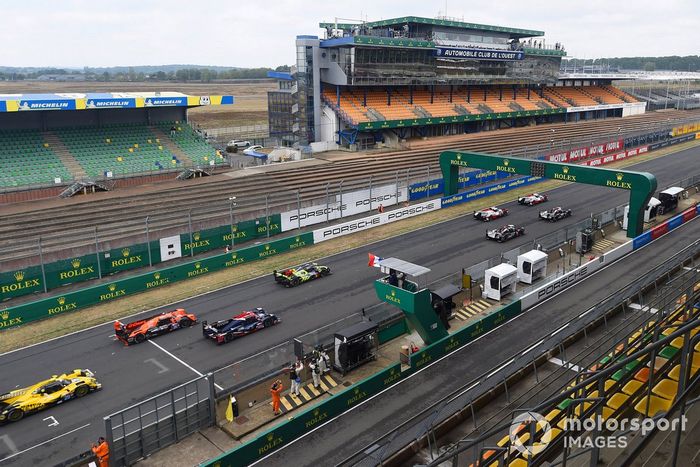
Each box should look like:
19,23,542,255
147,340,224,391
0,423,90,464
0,146,693,360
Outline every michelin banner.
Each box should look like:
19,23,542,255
281,184,407,232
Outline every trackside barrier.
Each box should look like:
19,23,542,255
0,232,312,330
2,139,696,331
200,200,700,467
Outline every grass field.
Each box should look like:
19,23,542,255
0,81,275,128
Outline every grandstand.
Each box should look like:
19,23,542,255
0,93,233,191
269,15,646,150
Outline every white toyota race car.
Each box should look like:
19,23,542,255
486,224,526,243
473,206,509,221
539,206,572,222
518,193,548,206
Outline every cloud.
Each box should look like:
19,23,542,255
0,0,697,67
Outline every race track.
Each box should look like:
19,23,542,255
0,145,698,466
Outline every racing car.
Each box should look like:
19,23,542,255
486,224,526,243
539,206,573,222
0,369,101,423
473,206,509,221
273,262,331,287
202,308,280,344
517,193,548,206
114,308,197,345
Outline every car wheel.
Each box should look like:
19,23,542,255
225,334,234,343
263,318,274,328
179,318,193,328
7,408,23,422
497,237,503,243
291,277,301,287
134,333,146,344
321,268,330,277
75,384,89,398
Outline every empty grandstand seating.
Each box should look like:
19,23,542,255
323,85,637,126
155,122,222,167
0,130,72,188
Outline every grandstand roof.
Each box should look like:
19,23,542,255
320,16,543,38
0,92,234,112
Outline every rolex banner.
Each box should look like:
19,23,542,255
0,266,44,301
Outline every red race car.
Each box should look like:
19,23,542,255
114,309,197,345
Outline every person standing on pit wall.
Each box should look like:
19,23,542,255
290,359,303,396
309,357,321,388
91,437,109,467
270,379,283,415
318,347,331,374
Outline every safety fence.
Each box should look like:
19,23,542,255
1,134,697,331
106,375,215,467
200,203,700,467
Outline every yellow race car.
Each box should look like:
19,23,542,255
0,369,101,423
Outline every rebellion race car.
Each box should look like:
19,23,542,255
473,206,509,221
202,308,280,344
273,262,331,287
517,193,548,206
539,206,573,222
114,308,197,345
486,224,526,243
0,369,101,423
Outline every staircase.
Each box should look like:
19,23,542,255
477,103,494,114
454,104,471,115
44,131,87,180
413,105,432,118
149,127,194,166
509,101,525,112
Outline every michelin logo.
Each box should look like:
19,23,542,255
19,101,70,110
86,100,131,108
145,98,184,106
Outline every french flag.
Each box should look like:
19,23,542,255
368,253,383,267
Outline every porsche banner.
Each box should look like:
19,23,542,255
281,184,407,232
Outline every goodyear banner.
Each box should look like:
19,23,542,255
409,170,508,201
0,232,313,330
440,175,541,208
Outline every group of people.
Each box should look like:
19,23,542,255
270,346,332,415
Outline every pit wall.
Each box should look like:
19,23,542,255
1,134,697,330
200,204,700,467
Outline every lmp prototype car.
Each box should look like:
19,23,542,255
517,193,548,206
473,206,509,221
202,308,280,344
486,224,526,243
273,262,331,287
0,369,101,423
539,206,573,222
114,309,197,345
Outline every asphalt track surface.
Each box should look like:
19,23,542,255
261,188,700,467
0,146,698,466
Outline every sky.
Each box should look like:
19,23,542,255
1,0,698,68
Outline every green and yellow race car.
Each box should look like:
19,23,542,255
0,369,102,423
273,262,331,287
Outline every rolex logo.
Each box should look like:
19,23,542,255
616,173,624,181
193,232,201,241
265,245,270,250
122,248,130,258
391,290,396,297
503,159,509,166
231,253,237,260
232,226,237,232
456,154,462,160
71,258,81,268
1,310,9,320
14,271,25,282
154,272,161,280
295,236,300,242
108,283,117,292
267,433,274,442
195,262,201,269
562,166,569,174
313,408,320,417
58,297,66,305
354,388,360,395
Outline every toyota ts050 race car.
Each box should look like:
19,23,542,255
202,308,280,344
0,369,101,423
539,206,573,222
273,262,331,287
114,308,197,345
473,206,509,221
486,224,526,243
517,193,548,206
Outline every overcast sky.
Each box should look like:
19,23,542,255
1,0,698,68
